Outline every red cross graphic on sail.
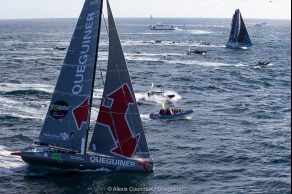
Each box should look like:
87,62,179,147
73,97,90,130
97,84,140,158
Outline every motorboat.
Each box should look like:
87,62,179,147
150,109,194,120
54,47,66,51
149,24,178,30
187,49,207,55
256,60,271,66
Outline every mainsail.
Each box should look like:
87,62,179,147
89,0,151,159
39,0,103,154
226,9,252,48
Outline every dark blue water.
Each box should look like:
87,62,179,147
0,18,291,193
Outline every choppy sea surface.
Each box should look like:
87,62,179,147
0,18,291,193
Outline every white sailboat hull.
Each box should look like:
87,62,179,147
21,151,154,173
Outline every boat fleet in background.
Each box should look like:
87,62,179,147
147,9,270,120
55,9,271,68
52,8,271,121
51,8,272,121
147,10,270,66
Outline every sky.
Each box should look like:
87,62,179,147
0,0,290,20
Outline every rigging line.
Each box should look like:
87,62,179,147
97,12,109,87
103,12,109,35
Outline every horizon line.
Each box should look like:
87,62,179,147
0,17,291,21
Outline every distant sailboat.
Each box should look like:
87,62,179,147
11,0,154,173
226,9,252,49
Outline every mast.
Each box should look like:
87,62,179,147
84,0,104,155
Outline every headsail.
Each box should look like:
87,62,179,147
238,14,252,46
89,0,151,159
39,0,103,154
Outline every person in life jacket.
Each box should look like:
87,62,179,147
166,108,173,115
160,109,166,115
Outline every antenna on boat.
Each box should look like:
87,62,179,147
151,83,154,91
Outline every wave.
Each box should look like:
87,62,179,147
165,59,246,67
140,113,151,121
126,52,185,57
0,96,48,120
97,39,221,49
0,83,53,94
126,56,159,62
136,91,182,104
125,40,221,48
0,48,17,52
188,30,213,35
4,89,51,96
0,146,25,175
125,52,185,62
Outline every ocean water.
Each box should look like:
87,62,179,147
0,18,291,193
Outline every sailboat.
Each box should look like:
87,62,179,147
225,9,252,49
11,0,154,173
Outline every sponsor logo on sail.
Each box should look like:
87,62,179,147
72,12,96,95
97,84,140,158
90,156,135,167
72,97,90,130
50,101,69,119
43,133,70,141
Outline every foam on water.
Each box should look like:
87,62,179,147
0,146,25,175
188,30,213,35
0,83,53,94
165,59,246,67
0,96,48,120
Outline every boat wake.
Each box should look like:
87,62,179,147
0,96,48,120
166,59,245,67
136,91,181,104
0,83,53,94
0,146,25,175
188,30,213,35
